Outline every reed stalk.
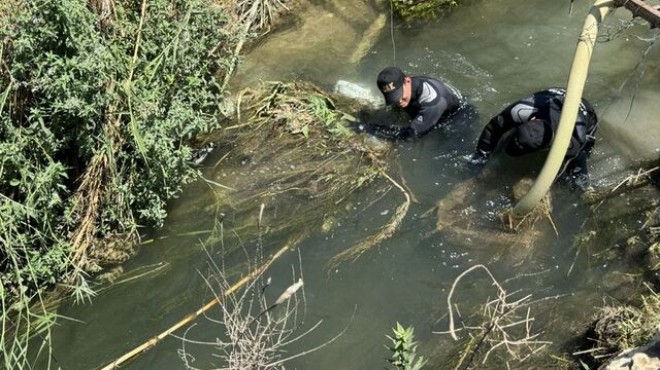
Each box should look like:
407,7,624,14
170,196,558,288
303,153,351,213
99,237,298,370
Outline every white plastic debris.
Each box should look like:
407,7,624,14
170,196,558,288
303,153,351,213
334,80,382,108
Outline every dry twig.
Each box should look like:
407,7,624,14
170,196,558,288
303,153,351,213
436,264,555,369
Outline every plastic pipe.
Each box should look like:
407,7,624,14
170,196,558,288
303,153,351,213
511,0,614,217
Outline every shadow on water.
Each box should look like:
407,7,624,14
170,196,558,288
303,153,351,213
45,0,660,369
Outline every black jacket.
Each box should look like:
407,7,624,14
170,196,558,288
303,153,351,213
365,76,462,141
476,88,598,161
404,76,462,137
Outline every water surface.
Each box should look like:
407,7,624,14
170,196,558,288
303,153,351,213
48,1,660,369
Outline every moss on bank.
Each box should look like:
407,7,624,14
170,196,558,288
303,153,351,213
392,0,460,21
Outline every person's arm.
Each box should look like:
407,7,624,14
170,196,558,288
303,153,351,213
409,99,448,137
347,110,414,141
558,150,591,191
467,102,528,167
475,106,519,153
566,124,587,160
364,124,414,141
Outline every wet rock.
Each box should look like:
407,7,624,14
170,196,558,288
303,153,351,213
599,339,660,370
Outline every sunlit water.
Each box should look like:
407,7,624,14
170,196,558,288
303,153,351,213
46,1,660,369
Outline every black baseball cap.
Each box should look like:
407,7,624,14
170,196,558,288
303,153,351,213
377,67,405,105
504,119,553,156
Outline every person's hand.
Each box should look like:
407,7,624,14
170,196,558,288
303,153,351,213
467,149,490,166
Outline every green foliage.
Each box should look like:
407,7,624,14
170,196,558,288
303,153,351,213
1,0,230,284
306,94,354,138
242,82,356,139
386,322,427,370
0,0,234,367
590,287,660,362
392,0,459,21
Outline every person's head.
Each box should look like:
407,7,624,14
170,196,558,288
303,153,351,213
503,119,553,157
377,67,412,108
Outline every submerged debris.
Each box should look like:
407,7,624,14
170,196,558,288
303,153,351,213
430,176,554,253
173,81,401,261
568,161,660,369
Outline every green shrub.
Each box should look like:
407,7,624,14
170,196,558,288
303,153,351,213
1,0,234,366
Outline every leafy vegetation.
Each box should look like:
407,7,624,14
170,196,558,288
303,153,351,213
0,0,236,366
386,323,427,370
392,0,459,21
577,288,660,368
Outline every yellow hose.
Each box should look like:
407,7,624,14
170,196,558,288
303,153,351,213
511,0,614,217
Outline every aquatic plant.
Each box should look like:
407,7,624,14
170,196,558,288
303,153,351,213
391,0,459,22
386,323,427,370
233,0,292,31
216,81,410,269
174,81,393,261
172,228,347,370
577,286,660,366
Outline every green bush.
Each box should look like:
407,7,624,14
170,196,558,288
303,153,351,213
1,0,233,366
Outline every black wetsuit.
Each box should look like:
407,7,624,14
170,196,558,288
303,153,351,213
368,76,463,140
475,88,598,185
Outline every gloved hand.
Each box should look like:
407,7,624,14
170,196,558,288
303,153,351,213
467,149,490,166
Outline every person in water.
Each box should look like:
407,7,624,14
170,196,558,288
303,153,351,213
467,88,599,191
351,66,464,140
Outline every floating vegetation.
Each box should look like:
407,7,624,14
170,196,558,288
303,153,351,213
574,287,660,367
328,171,411,269
566,161,660,369
435,265,556,369
174,81,404,264
506,178,556,235
392,0,460,22
570,164,660,270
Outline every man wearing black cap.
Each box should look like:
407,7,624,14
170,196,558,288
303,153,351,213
468,88,598,190
356,66,463,140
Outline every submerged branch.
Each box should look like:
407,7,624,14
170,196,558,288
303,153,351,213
327,171,411,270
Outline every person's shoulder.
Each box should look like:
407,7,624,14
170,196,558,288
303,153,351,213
533,87,566,98
524,88,565,106
414,75,443,84
409,75,426,85
415,76,453,92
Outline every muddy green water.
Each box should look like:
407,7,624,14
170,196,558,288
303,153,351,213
47,1,660,369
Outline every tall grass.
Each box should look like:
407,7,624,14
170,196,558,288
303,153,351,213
0,0,239,367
